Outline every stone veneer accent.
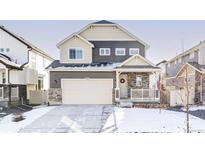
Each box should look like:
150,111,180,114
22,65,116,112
121,72,149,97
48,88,62,104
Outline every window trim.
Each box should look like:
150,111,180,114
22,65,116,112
99,48,111,56
129,48,140,55
68,47,84,60
38,78,44,90
115,48,126,56
136,75,142,86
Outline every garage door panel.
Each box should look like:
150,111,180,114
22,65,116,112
61,79,113,104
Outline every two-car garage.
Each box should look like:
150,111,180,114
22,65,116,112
61,79,113,104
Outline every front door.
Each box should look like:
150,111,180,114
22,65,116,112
119,74,128,98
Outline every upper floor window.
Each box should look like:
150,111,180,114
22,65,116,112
69,48,83,60
189,52,195,59
0,48,4,52
6,48,10,52
99,48,110,56
115,48,126,56
129,48,139,55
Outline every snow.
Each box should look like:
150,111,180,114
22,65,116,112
0,56,21,68
0,106,55,133
104,108,205,133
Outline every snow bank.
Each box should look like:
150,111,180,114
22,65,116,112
0,106,55,133
104,108,205,133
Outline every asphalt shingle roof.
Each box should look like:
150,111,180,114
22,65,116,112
187,62,205,72
46,60,118,69
92,20,115,24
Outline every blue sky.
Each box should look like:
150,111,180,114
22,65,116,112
1,20,205,63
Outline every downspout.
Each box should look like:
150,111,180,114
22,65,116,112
8,68,11,106
19,47,33,107
20,47,32,69
201,73,203,103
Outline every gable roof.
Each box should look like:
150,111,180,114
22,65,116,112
166,40,205,64
0,26,54,60
156,60,167,66
0,56,22,70
57,20,150,49
57,33,94,48
176,62,205,77
92,20,115,24
118,54,156,67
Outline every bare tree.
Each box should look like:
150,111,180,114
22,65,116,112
184,67,190,133
171,66,197,133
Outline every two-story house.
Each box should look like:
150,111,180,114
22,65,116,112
164,41,205,106
0,26,54,107
46,20,160,105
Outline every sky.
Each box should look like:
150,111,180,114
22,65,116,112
0,20,205,64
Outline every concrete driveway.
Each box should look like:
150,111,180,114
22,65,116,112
19,105,113,133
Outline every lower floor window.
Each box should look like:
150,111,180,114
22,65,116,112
136,76,142,86
38,78,44,90
11,87,19,97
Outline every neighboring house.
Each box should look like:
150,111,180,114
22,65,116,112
156,60,168,104
46,20,160,105
0,26,54,107
164,41,205,106
157,60,167,88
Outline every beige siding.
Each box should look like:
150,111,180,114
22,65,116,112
59,36,92,64
79,25,135,41
199,45,205,65
27,84,36,99
124,56,150,66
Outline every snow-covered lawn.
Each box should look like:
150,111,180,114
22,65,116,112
104,107,205,133
0,106,55,133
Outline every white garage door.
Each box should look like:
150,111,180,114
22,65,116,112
61,79,113,104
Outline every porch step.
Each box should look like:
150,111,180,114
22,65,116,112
119,100,133,108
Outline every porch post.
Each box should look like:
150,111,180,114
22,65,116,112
115,71,120,100
116,71,120,89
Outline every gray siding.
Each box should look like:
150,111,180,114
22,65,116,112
90,41,145,63
50,71,116,88
166,51,198,77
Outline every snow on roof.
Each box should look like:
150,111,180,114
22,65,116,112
46,60,121,70
0,56,21,69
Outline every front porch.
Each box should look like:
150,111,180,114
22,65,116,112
114,69,160,104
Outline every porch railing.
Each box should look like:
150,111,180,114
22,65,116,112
131,88,160,102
